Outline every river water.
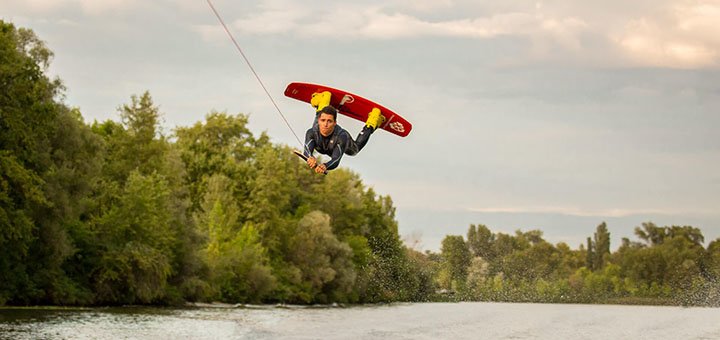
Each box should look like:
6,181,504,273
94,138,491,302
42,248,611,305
1,302,718,339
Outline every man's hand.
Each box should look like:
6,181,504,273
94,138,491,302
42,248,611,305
314,163,327,174
307,156,317,169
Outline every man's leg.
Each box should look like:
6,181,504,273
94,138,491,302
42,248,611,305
346,108,385,155
350,125,375,154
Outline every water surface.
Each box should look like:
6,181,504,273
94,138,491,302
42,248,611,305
1,302,718,339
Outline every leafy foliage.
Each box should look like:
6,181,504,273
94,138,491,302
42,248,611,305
430,223,719,306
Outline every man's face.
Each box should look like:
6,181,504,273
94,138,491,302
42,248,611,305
318,113,336,137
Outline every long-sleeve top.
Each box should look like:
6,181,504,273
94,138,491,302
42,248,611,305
303,125,352,170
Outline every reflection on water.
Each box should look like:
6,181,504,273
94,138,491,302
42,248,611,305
1,302,719,339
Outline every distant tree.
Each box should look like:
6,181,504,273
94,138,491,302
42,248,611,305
465,256,490,295
467,224,495,260
441,235,471,286
585,237,594,270
492,233,516,261
668,225,704,246
500,241,559,282
706,239,720,280
555,242,585,279
402,248,437,301
521,230,544,245
592,222,610,270
619,222,706,290
634,222,666,246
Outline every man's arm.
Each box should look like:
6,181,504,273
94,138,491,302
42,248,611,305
323,131,349,171
303,128,320,169
303,128,316,158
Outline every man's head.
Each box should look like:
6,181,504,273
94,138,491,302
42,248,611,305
317,106,338,137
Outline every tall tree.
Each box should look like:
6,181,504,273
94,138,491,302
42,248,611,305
0,21,101,305
592,222,610,270
634,222,665,246
174,111,263,213
440,235,471,286
585,237,594,270
101,91,168,182
467,224,495,260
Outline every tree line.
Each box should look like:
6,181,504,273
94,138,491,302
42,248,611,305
2,22,718,307
435,222,719,306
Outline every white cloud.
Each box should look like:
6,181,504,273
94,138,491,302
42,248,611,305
5,0,141,14
230,3,588,46
77,0,140,15
232,6,309,35
202,0,719,69
394,0,454,13
616,0,720,68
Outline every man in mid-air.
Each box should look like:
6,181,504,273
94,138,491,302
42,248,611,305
303,91,385,174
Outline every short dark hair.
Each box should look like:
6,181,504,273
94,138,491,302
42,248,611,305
318,105,338,120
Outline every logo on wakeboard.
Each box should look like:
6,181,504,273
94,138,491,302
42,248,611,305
339,95,354,106
389,122,405,133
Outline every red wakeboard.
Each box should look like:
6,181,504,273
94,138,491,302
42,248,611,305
284,82,412,137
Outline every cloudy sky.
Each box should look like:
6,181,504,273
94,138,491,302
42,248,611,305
3,0,719,251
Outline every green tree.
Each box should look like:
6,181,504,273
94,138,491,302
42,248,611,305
211,223,276,303
618,222,705,292
590,222,610,270
28,108,104,305
634,222,666,246
193,173,277,303
555,242,585,279
93,171,175,304
501,240,560,282
585,237,594,270
0,22,106,305
91,92,198,304
440,235,471,288
288,211,356,303
0,152,45,304
195,174,240,258
467,224,495,260
99,91,169,183
401,248,437,301
705,239,720,280
492,232,517,261
175,111,264,213
308,170,366,239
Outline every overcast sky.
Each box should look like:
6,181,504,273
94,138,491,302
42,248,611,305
3,0,719,251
